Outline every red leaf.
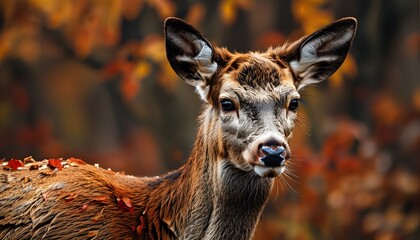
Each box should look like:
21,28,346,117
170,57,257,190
5,159,24,170
117,196,134,215
136,215,145,234
48,159,63,170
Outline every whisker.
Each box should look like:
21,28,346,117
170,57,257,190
295,119,311,136
272,178,280,201
281,175,298,193
277,175,287,191
283,170,299,184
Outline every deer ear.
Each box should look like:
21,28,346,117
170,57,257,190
289,17,357,91
165,17,217,96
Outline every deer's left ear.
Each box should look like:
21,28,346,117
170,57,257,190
289,17,357,91
165,17,217,87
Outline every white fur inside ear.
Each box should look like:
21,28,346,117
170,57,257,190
195,84,210,102
290,55,338,91
176,39,218,81
195,40,218,77
290,27,354,91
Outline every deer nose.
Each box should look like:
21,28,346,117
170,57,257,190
258,141,287,167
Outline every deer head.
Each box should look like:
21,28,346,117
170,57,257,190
165,17,356,178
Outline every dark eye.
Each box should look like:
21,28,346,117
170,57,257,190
221,99,236,112
288,99,299,111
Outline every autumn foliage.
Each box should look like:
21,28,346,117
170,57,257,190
0,0,418,239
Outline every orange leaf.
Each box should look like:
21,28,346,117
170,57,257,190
121,75,139,101
48,159,63,170
87,230,99,237
136,215,145,234
78,204,89,213
67,157,86,165
92,207,105,222
42,192,48,201
101,59,135,82
91,195,110,204
5,159,24,170
122,0,144,20
152,0,176,19
64,192,78,202
186,3,206,26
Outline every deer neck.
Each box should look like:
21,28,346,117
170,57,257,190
142,110,273,239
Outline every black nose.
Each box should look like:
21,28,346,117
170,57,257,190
260,146,286,167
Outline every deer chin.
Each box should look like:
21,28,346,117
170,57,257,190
254,165,285,178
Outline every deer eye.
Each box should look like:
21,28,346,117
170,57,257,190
220,99,236,112
288,99,299,111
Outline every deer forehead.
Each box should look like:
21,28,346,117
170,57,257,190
216,52,298,103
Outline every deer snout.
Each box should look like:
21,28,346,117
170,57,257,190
258,140,288,167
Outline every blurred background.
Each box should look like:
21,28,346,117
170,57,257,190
0,0,419,239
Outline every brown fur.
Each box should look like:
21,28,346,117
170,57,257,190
0,17,356,239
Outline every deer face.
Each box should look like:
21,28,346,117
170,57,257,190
165,17,356,178
213,53,300,178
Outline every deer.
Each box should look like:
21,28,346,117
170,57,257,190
0,16,356,239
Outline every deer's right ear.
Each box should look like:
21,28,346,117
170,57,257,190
165,17,217,97
288,17,357,91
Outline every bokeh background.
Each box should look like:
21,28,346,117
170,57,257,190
0,0,419,239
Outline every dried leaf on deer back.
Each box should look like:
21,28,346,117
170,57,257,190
91,195,111,204
117,196,135,215
4,159,24,170
64,192,79,202
48,159,63,170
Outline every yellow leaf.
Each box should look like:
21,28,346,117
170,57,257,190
158,61,179,92
301,11,334,34
148,0,176,19
186,3,206,26
329,54,358,88
73,29,95,58
16,37,40,64
412,89,420,111
133,61,151,80
140,36,165,62
0,32,12,62
234,0,254,10
220,0,237,26
340,54,358,78
29,0,56,14
292,0,313,21
292,0,334,33
47,1,73,28
122,0,144,20
329,68,344,88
